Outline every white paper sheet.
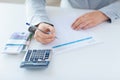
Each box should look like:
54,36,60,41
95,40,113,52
29,13,99,54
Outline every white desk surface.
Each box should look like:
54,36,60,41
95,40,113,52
0,3,120,80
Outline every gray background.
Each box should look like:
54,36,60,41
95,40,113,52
0,0,61,6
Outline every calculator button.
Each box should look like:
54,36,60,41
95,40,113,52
38,59,42,61
30,58,34,61
25,50,32,61
35,57,38,60
33,50,37,52
45,53,49,58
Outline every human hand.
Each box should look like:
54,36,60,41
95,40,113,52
34,23,55,44
72,11,109,30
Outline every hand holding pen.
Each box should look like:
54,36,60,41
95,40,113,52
27,22,56,44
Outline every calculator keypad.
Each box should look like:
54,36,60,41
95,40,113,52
20,49,52,68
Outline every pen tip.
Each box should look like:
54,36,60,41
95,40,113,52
26,23,30,25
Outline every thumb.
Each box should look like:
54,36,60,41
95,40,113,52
48,26,55,34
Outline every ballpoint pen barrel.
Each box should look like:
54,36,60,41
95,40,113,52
26,23,57,39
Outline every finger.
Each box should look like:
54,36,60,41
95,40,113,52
34,32,55,42
35,29,55,39
39,24,55,38
71,17,79,27
35,36,55,44
48,26,55,33
74,19,92,30
72,16,86,29
81,22,97,30
39,23,55,34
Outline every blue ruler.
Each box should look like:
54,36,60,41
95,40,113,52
52,36,93,49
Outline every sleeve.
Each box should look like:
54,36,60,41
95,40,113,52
99,0,120,22
26,0,52,26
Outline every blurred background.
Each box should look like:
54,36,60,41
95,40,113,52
0,0,61,6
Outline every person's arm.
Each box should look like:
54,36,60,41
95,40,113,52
99,0,120,22
26,0,52,25
26,0,55,44
71,1,120,30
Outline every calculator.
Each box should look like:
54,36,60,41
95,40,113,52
20,49,52,69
